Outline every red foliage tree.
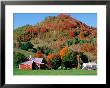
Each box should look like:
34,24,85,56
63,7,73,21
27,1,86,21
40,27,47,33
69,31,74,38
34,51,44,58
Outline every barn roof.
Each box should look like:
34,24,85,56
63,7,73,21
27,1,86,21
31,58,43,63
20,58,43,65
21,61,33,64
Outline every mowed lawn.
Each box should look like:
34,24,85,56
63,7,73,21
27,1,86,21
14,68,97,75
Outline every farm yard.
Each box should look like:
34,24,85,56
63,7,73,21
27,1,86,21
13,13,97,75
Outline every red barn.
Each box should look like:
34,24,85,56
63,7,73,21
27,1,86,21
19,58,44,70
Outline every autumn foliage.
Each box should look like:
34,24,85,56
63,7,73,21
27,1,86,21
14,13,97,66
81,43,96,53
59,46,69,59
47,54,55,60
34,51,44,58
69,30,74,38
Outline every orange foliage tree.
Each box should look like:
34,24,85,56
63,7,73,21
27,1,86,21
59,46,69,59
46,54,55,69
47,54,55,60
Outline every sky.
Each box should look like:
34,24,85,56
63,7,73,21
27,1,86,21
13,13,97,29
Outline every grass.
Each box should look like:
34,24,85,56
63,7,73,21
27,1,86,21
13,68,97,75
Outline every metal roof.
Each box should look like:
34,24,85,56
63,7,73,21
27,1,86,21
20,58,43,65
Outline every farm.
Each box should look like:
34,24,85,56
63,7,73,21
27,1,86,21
13,13,97,75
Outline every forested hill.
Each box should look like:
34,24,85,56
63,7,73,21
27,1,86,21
14,14,97,61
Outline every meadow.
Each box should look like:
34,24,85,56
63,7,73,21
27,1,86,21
14,68,97,75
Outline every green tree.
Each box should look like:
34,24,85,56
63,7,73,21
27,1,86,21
51,55,62,70
20,42,33,51
14,52,26,67
25,42,33,49
62,51,78,69
74,30,80,36
79,52,88,63
72,37,80,44
44,49,53,56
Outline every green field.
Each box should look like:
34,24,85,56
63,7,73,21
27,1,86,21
14,68,97,75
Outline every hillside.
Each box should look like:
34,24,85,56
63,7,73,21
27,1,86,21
14,14,97,61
